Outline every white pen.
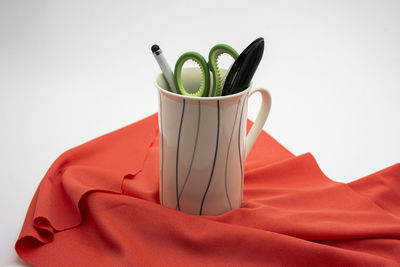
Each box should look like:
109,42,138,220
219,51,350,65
151,44,177,93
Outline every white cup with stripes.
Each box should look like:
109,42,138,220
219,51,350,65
155,68,271,216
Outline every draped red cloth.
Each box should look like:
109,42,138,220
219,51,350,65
15,113,400,266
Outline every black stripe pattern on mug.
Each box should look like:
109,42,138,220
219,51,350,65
238,95,247,205
177,100,201,207
199,100,220,215
224,96,243,210
163,95,247,215
175,98,186,211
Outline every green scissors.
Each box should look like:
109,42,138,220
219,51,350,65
174,44,239,97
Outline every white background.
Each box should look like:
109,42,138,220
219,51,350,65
1,0,399,265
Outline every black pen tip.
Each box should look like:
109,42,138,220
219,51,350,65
254,37,264,47
151,44,160,53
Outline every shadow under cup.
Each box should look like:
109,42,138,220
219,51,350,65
155,68,256,216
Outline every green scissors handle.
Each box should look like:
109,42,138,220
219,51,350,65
174,44,239,97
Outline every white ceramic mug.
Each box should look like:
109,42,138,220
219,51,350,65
155,68,271,216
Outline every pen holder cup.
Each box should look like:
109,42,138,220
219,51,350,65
155,68,271,216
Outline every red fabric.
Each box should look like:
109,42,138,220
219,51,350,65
15,113,400,266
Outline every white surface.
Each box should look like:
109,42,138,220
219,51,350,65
0,0,399,265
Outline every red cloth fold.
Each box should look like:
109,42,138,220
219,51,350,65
15,113,400,266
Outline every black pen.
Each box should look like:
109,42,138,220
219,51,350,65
151,44,177,93
222,38,265,96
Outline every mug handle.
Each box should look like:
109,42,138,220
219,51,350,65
245,87,272,159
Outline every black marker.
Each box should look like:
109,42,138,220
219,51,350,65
222,38,265,96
